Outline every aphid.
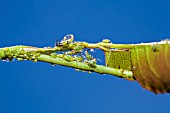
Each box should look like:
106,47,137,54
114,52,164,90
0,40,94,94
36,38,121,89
32,59,38,62
17,57,24,61
57,54,64,58
102,39,111,43
74,55,83,62
104,40,170,94
73,45,84,51
63,55,74,61
91,58,97,64
84,58,97,68
50,53,58,58
85,49,93,61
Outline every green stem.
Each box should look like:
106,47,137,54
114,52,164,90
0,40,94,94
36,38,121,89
38,54,133,79
0,45,134,80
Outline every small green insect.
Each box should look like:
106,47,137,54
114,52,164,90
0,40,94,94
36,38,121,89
63,55,74,61
50,53,58,58
74,55,83,62
73,45,84,51
102,39,111,43
57,54,64,58
85,49,93,60
84,58,96,68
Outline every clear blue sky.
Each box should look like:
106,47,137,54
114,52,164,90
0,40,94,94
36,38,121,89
0,0,170,113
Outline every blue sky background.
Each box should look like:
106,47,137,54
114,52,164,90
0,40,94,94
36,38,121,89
0,0,170,113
